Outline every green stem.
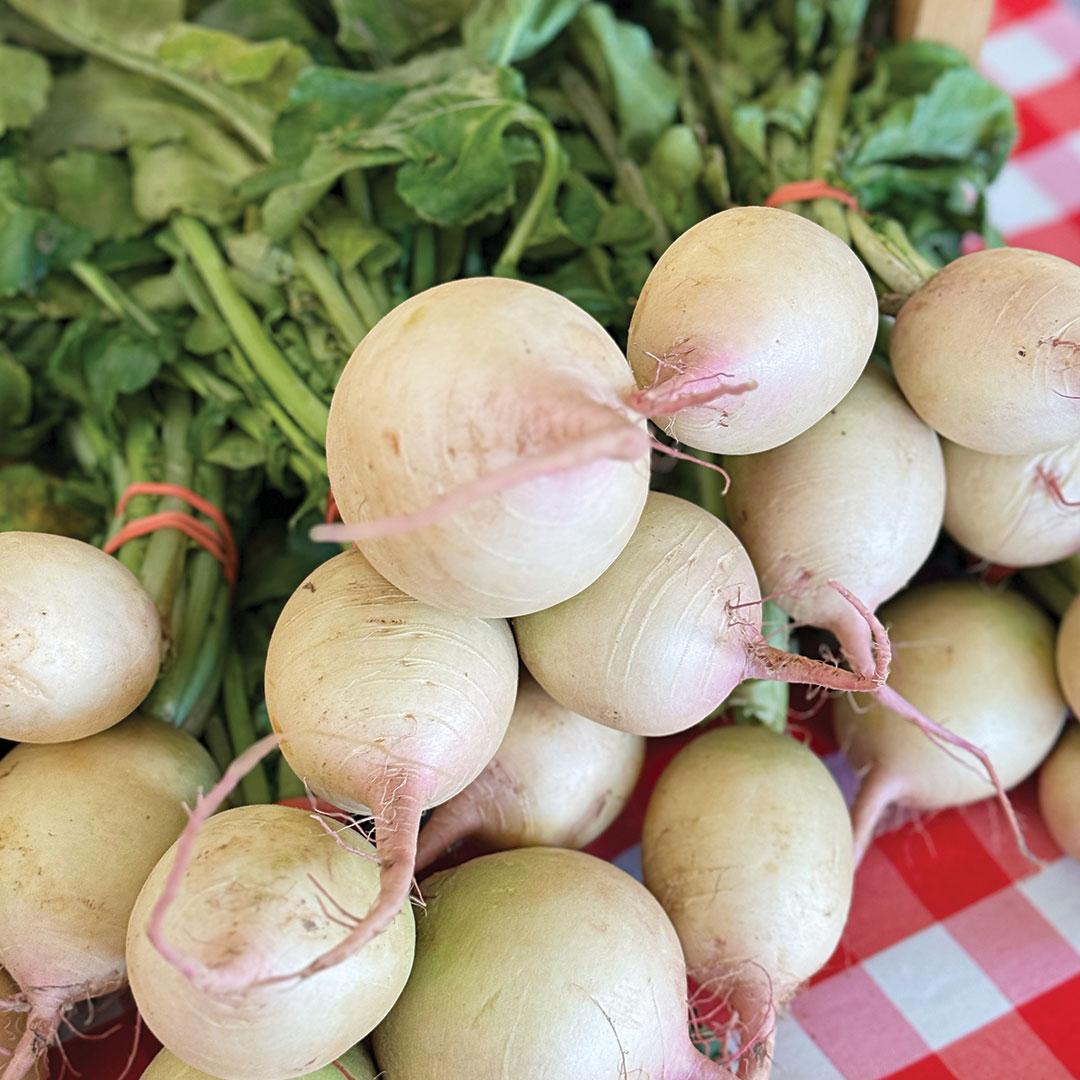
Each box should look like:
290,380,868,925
223,648,272,805
277,754,306,801
1054,555,1080,597
342,268,387,329
171,215,330,445
1021,567,1075,619
807,42,859,243
290,229,368,347
203,715,240,804
411,225,436,294
558,67,671,255
177,588,230,737
493,112,565,276
695,453,726,522
70,260,160,335
846,211,936,298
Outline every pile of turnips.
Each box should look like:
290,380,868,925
2,205,1080,1080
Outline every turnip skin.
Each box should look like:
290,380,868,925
414,676,645,870
1056,592,1080,716
1038,725,1080,860
0,971,44,1080
626,206,878,454
943,438,1080,567
141,1046,378,1080
0,532,161,742
725,364,945,675
372,847,736,1080
514,492,889,738
128,805,412,1080
891,247,1080,455
834,582,1066,862
0,716,218,1080
319,276,651,618
260,548,517,980
642,727,853,1079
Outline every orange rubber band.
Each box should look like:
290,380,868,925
103,482,238,590
764,180,860,211
325,488,340,524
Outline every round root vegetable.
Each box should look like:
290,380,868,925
515,491,894,738
0,971,44,1080
1038,725,1080,860
891,247,1080,456
642,727,854,1080
625,206,878,455
252,548,515,982
414,675,645,871
128,805,414,1080
372,847,736,1079
0,716,218,1080
0,531,160,742
725,362,945,677
834,581,1067,863
141,1046,378,1080
943,438,1080,567
1056,592,1080,715
313,276,653,617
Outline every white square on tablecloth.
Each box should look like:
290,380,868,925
981,24,1072,94
862,924,1012,1050
987,160,1064,233
1017,856,1080,954
771,1016,846,1080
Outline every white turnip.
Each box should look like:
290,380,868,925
514,491,892,738
834,581,1066,862
414,675,645,871
0,532,160,742
1038,725,1080,861
626,206,878,454
311,277,653,617
0,716,218,1080
724,362,945,676
891,247,1080,455
642,726,854,1079
943,438,1080,567
128,804,413,1080
372,847,736,1079
140,1046,378,1080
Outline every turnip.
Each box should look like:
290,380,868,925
414,675,645,871
625,206,878,454
1038,725,1080,860
1056,591,1080,716
311,276,653,617
140,1046,378,1080
0,531,161,742
372,847,736,1079
0,716,218,1080
514,491,892,738
642,726,853,1079
0,971,43,1080
943,438,1080,567
127,804,414,1080
834,581,1066,862
724,363,945,676
257,547,516,981
890,247,1080,455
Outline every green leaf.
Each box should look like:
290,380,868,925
44,150,145,242
225,230,294,283
205,429,266,469
330,0,473,61
463,0,586,65
0,346,32,425
83,323,177,414
131,142,244,224
826,0,871,46
195,0,326,51
572,4,678,156
0,43,51,136
310,198,401,274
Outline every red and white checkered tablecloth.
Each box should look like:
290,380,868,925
55,3,1080,1078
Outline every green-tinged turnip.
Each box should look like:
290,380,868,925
626,207,878,454
415,675,644,870
140,1046,378,1080
642,727,853,1080
0,717,217,1080
1038,725,1080,860
891,247,1080,455
127,805,413,1080
0,532,160,742
372,847,736,1079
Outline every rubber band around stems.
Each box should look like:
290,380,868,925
102,481,238,591
763,179,860,211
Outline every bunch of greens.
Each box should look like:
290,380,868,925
0,0,1016,779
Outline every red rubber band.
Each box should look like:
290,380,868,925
764,180,860,211
103,481,238,590
325,488,340,524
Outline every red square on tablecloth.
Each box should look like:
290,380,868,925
881,1057,959,1080
937,1011,1077,1079
1018,972,1080,1074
